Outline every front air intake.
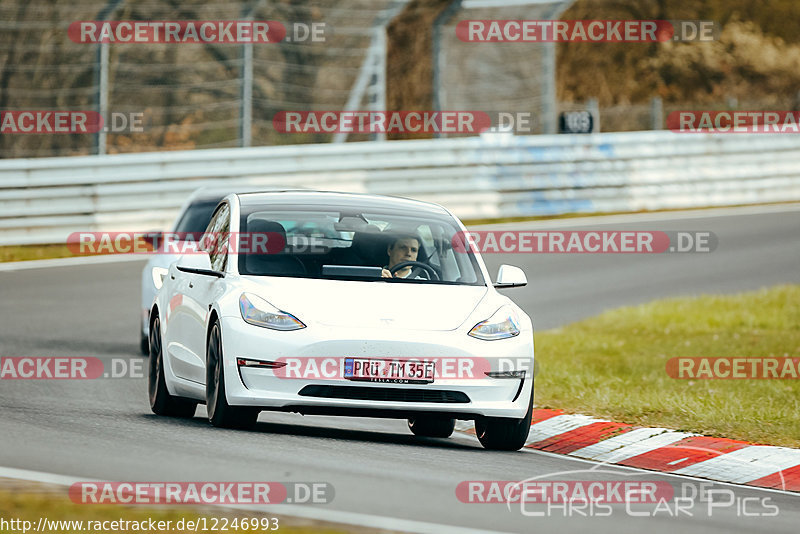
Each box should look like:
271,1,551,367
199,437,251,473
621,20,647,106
298,385,470,403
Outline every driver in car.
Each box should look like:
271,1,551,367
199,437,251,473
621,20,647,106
381,235,429,279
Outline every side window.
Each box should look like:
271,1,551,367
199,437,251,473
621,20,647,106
203,203,230,272
416,225,436,264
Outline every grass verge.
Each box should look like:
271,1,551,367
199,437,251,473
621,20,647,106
462,200,800,226
0,481,377,534
534,285,800,448
0,244,84,263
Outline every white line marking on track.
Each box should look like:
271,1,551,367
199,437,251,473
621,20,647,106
0,254,147,272
0,466,507,534
0,466,101,485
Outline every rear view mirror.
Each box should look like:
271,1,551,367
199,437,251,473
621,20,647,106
494,264,527,288
333,215,368,232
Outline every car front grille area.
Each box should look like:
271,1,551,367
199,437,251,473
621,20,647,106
298,385,470,403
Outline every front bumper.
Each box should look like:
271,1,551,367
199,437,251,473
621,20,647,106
220,315,534,419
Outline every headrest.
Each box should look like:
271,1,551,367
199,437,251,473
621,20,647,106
350,224,387,262
247,219,287,253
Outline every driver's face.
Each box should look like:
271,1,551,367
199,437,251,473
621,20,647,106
387,238,419,268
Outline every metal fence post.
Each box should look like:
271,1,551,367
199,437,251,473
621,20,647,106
541,41,556,134
94,0,123,155
368,27,387,142
432,0,462,139
98,41,109,155
542,1,574,134
650,96,663,130
242,41,253,147
334,1,409,143
240,0,266,148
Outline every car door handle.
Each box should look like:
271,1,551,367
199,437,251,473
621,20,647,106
170,275,175,280
189,282,194,288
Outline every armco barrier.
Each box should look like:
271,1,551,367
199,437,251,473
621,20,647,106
2,130,800,245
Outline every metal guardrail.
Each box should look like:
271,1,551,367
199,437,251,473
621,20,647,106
2,130,800,245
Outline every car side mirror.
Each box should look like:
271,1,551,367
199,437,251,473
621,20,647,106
176,252,222,277
494,264,527,288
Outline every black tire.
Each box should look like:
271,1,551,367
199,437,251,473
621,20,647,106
408,417,455,438
148,314,197,418
475,387,534,451
206,321,259,429
140,329,150,356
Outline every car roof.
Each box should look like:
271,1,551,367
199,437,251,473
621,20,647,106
187,186,304,204
236,190,450,215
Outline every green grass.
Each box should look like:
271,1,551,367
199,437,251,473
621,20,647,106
0,484,360,533
462,200,799,226
534,285,800,448
0,244,83,263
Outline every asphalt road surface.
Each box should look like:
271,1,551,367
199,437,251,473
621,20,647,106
1,204,799,533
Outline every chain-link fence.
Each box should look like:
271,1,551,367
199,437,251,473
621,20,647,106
6,1,793,157
434,1,572,136
0,0,407,158
560,94,800,132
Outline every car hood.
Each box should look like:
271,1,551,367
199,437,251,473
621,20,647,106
238,277,488,331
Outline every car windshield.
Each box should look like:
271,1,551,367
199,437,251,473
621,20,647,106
173,199,223,241
237,205,485,286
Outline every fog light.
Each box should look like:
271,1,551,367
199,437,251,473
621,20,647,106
485,370,526,379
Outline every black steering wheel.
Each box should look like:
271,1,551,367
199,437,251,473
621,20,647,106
390,261,440,281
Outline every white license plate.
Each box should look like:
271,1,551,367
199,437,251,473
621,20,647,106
343,358,435,384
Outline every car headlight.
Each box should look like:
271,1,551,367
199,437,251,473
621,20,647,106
239,293,306,331
151,267,168,290
468,306,520,340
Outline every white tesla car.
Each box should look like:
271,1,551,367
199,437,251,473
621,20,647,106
148,191,535,450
